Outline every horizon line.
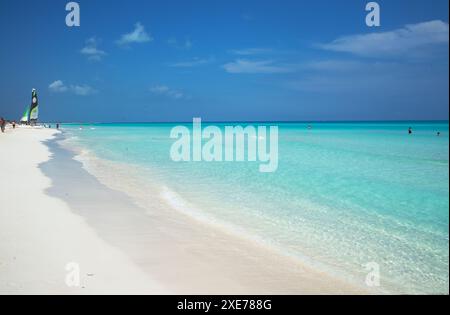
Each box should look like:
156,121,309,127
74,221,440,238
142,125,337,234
46,119,450,124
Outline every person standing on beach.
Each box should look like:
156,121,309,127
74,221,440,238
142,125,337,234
0,117,5,133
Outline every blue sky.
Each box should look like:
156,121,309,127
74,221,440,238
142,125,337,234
0,0,448,122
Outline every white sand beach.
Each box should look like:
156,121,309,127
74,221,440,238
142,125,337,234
0,127,166,294
0,127,365,294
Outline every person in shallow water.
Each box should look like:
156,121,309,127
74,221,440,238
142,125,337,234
408,127,413,134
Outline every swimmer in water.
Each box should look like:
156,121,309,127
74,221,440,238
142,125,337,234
408,127,412,135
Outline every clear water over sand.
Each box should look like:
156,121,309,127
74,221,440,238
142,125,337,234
62,121,449,294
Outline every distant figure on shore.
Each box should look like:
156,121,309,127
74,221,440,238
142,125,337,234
12,121,16,129
408,127,412,135
56,123,60,129
0,117,5,133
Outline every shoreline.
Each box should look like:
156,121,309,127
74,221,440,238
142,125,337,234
0,127,166,294
1,127,368,294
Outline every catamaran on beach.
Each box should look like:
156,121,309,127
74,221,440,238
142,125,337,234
19,89,39,125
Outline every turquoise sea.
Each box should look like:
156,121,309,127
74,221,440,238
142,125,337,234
62,121,449,294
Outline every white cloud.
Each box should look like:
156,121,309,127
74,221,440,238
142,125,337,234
80,37,106,61
169,57,213,68
116,22,152,46
150,85,170,93
318,20,449,57
223,59,293,74
302,60,368,72
167,37,192,50
71,84,96,96
48,80,96,96
150,85,187,100
228,48,273,55
48,80,68,92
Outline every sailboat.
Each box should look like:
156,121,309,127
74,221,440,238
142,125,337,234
20,89,39,125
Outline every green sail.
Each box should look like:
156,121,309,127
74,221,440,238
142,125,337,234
20,106,30,122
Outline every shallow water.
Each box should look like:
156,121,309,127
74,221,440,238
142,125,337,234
62,121,449,294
